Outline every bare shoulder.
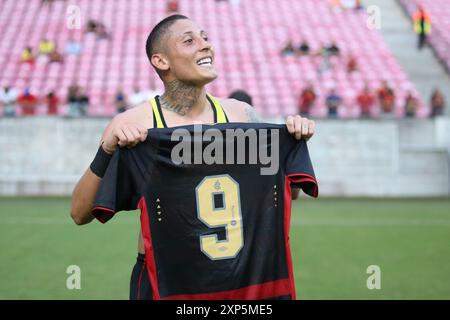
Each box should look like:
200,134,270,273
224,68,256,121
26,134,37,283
215,97,260,123
100,102,153,143
111,102,153,129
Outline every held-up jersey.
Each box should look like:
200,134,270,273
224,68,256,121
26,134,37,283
92,123,318,300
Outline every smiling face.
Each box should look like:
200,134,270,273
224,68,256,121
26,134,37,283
151,19,217,86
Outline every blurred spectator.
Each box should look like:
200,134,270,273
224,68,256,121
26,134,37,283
129,86,160,106
298,41,310,56
86,19,109,40
281,40,296,56
356,85,375,118
67,85,89,116
430,88,445,117
347,54,358,74
355,0,364,10
77,87,89,115
404,92,418,118
67,85,79,116
167,0,179,13
18,88,38,115
0,86,18,117
298,84,316,116
129,86,146,106
326,89,342,117
115,88,128,114
413,6,431,50
316,45,332,73
65,39,81,56
86,19,99,33
38,39,55,56
377,81,395,113
96,24,110,40
228,90,253,106
49,47,64,63
45,91,59,115
326,42,340,57
141,88,161,102
20,47,35,64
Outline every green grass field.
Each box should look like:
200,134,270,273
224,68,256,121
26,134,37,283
0,197,449,299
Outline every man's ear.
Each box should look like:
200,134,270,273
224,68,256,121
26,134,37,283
151,53,170,72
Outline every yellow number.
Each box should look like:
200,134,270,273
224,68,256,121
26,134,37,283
195,175,244,260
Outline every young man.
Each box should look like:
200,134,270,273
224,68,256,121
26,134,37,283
70,14,315,299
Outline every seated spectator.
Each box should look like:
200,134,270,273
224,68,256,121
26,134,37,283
0,86,18,117
77,87,89,116
65,39,81,56
326,42,340,57
356,85,375,118
228,90,253,106
129,86,146,106
49,47,64,63
167,0,179,13
377,80,395,113
141,88,161,102
316,45,332,73
281,40,296,56
86,19,99,33
326,89,343,117
17,88,38,115
38,39,55,56
67,84,89,117
67,84,79,116
298,84,316,116
45,91,59,115
115,88,128,114
20,47,35,64
347,54,358,73
96,24,110,40
404,92,418,118
430,88,445,117
86,19,109,40
298,41,310,56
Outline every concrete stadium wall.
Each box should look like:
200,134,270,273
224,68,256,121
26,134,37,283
0,117,449,197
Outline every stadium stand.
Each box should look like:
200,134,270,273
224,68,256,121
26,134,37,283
398,0,450,73
0,0,426,117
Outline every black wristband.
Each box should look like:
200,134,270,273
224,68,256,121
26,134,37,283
90,145,113,178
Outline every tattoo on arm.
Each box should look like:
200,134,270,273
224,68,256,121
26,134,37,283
245,105,261,123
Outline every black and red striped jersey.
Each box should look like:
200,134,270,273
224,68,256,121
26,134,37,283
92,123,318,300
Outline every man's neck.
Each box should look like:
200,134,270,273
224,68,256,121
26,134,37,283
160,80,207,117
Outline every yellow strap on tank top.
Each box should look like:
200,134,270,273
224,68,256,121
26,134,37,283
150,97,165,128
207,94,228,123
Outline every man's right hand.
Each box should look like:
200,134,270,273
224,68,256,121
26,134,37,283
102,121,148,154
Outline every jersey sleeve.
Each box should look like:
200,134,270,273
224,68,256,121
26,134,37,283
285,139,319,198
91,150,140,223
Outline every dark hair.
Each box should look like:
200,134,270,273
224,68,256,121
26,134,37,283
228,90,253,106
145,14,189,67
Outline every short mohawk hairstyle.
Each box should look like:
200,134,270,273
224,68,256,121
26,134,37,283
145,14,189,65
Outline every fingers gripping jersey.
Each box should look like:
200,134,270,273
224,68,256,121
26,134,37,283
92,123,318,300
